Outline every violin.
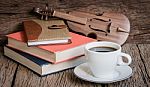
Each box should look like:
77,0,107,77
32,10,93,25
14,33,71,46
34,4,130,45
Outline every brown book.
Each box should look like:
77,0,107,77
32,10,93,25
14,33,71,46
23,19,71,46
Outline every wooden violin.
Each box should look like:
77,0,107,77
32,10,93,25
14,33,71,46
34,4,130,45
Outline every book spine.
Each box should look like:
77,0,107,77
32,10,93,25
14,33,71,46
4,46,42,75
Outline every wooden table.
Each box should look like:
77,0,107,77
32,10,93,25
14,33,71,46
0,44,150,87
0,0,150,87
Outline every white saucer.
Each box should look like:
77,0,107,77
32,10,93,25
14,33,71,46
74,63,133,83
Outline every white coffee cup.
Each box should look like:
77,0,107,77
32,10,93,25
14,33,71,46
85,41,132,78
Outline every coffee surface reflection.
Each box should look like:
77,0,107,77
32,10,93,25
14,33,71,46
89,46,117,52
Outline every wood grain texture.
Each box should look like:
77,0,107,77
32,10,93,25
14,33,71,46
107,44,150,87
0,0,150,86
137,44,150,85
0,51,18,87
13,65,102,87
0,0,150,44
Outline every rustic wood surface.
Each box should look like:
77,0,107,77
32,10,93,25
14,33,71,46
0,0,150,45
0,48,18,87
0,44,150,87
0,0,150,87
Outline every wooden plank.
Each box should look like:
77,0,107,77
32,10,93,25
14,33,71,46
107,44,149,87
137,44,150,85
13,65,103,87
127,34,150,44
39,69,102,87
0,14,36,36
0,48,18,87
13,65,41,87
0,0,57,14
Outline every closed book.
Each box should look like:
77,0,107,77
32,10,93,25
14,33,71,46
23,19,71,46
4,46,86,76
7,31,96,63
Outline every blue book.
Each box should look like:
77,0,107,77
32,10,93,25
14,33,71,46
4,46,85,76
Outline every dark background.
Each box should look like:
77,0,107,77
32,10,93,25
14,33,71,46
0,0,149,45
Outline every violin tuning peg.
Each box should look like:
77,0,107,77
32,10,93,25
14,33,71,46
45,15,48,20
41,15,44,20
45,4,48,10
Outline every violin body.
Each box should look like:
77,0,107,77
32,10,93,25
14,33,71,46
67,11,130,45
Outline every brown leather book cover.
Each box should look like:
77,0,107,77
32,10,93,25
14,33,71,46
23,19,71,46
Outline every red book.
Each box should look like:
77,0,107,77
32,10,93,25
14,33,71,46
7,31,96,63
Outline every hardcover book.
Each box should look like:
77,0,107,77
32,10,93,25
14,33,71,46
23,19,71,46
7,31,96,63
4,46,85,76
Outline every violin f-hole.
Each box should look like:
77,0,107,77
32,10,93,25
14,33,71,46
89,25,108,36
92,18,111,22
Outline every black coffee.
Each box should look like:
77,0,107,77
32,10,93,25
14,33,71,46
89,46,117,52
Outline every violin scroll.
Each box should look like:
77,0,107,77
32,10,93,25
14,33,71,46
34,4,54,20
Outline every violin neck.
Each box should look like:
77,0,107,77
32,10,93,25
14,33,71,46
53,11,111,24
53,11,87,25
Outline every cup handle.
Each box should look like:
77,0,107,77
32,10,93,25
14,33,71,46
117,53,132,66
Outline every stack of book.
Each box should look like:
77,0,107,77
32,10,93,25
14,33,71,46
4,19,95,76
